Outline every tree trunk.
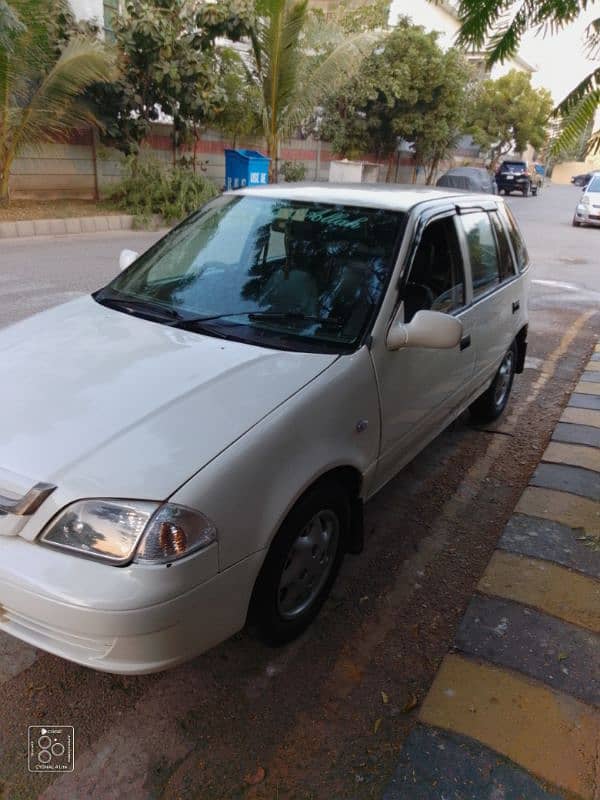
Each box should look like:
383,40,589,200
0,153,13,206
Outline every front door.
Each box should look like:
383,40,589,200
372,212,477,489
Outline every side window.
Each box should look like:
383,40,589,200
490,211,517,281
403,215,465,322
498,204,529,271
460,212,500,298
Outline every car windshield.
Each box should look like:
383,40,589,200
97,195,404,354
501,163,527,173
586,176,600,192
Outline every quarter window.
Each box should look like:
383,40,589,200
403,216,465,322
490,212,516,281
460,212,500,298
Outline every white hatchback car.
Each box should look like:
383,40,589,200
573,173,600,226
0,185,530,673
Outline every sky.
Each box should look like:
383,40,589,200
522,8,598,103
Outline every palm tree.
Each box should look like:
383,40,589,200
452,0,599,155
248,0,379,181
0,0,114,204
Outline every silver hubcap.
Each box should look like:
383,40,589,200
277,509,339,620
494,350,514,408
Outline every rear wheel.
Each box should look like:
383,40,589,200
470,343,517,423
249,481,349,644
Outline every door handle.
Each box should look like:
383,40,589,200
512,300,520,314
460,335,471,351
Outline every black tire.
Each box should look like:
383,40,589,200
470,342,517,423
522,184,530,197
531,185,538,196
249,481,350,645
572,217,581,227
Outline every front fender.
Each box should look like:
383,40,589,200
170,346,381,571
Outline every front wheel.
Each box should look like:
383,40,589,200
249,482,349,644
522,184,530,197
572,217,582,227
470,343,517,423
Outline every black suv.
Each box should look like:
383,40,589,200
495,160,536,196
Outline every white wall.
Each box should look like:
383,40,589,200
388,0,533,77
69,0,104,24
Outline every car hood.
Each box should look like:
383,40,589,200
0,296,337,501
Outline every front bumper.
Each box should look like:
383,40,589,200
574,206,600,226
0,537,264,674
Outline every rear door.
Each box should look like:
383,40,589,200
457,207,521,391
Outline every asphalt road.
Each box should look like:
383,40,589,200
0,184,598,800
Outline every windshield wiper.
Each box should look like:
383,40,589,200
174,310,343,329
94,291,183,323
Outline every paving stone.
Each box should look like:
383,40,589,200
552,421,600,448
499,513,600,577
530,462,600,501
0,221,18,238
419,655,600,800
65,218,82,234
516,486,600,536
383,726,564,800
456,595,599,706
575,381,600,396
49,219,67,235
478,550,600,632
15,220,34,237
581,371,600,382
80,217,96,233
33,219,52,235
569,392,600,410
107,216,121,230
92,215,109,232
560,407,600,428
591,353,600,362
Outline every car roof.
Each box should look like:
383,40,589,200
231,182,498,213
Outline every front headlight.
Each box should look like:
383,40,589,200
40,499,217,565
581,195,591,206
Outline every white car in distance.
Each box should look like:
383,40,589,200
0,184,530,673
573,173,600,227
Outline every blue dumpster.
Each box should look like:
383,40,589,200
224,149,270,190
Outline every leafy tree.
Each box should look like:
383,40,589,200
0,0,114,204
453,0,600,155
90,0,253,157
466,70,553,165
247,0,378,180
321,20,470,181
212,47,262,148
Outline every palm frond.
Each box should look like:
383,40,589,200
0,1,24,51
550,88,600,156
10,35,115,155
450,0,591,65
584,16,600,60
553,66,600,117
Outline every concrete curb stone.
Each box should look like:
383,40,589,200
0,214,137,239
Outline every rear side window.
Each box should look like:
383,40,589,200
459,212,500,298
490,212,516,281
498,204,528,271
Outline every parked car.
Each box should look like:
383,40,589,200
495,160,539,196
572,173,600,226
0,185,530,674
571,171,597,187
436,166,497,193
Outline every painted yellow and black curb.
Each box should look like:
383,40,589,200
384,345,600,800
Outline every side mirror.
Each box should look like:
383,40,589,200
386,309,463,351
119,249,139,271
